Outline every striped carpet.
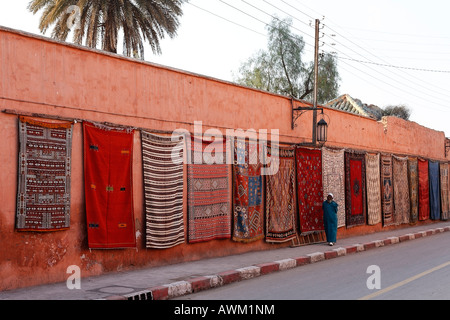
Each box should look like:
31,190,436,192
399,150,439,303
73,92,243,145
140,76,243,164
141,131,185,249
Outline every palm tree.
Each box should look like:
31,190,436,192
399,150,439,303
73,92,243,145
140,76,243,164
28,0,186,59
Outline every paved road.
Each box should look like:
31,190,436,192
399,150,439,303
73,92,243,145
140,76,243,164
177,231,450,300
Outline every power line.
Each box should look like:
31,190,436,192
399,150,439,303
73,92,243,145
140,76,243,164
290,0,450,97
263,0,314,30
321,23,450,101
281,0,450,105
215,0,272,31
189,1,450,109
186,1,316,56
280,0,316,21
187,2,266,37
337,58,450,113
338,57,450,74
320,39,450,107
330,25,450,40
239,0,315,42
272,1,450,102
236,0,450,106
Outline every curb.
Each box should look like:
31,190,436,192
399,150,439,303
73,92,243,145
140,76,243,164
108,225,450,300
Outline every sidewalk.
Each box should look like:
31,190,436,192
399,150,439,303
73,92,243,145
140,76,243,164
1,221,450,300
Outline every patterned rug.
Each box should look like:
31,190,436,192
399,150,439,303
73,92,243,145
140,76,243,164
365,153,382,225
232,139,264,243
393,156,410,225
16,117,73,232
345,151,366,228
418,158,430,221
429,160,441,220
141,131,185,249
83,122,136,249
408,157,419,224
187,136,231,243
295,147,323,234
381,154,394,226
265,145,297,243
440,162,449,221
322,147,346,228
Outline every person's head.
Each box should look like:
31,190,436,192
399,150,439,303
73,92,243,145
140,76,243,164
327,193,334,202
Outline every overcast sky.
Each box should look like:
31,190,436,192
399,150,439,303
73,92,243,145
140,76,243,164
1,0,450,135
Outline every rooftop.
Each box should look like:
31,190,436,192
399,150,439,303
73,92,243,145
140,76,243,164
325,94,384,120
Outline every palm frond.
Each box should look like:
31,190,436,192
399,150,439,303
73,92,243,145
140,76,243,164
28,0,186,58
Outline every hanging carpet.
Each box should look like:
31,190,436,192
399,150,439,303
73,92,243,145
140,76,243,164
232,138,264,243
429,160,441,220
344,151,366,228
393,155,410,225
16,117,73,232
407,157,419,224
295,147,323,234
440,162,449,221
322,147,346,228
141,131,185,249
380,154,394,227
187,136,231,243
365,153,382,226
83,122,136,249
418,159,430,221
265,145,297,243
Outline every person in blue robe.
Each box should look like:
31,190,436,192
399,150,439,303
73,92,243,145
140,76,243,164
323,193,338,246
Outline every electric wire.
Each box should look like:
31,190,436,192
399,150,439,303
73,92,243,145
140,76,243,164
337,56,450,74
187,2,266,37
286,0,450,105
239,0,315,42
288,1,450,80
188,1,450,110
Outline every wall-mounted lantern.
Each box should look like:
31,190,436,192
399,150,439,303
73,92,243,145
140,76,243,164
317,117,328,144
291,100,328,146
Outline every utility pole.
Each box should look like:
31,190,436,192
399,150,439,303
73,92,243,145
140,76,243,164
312,19,320,146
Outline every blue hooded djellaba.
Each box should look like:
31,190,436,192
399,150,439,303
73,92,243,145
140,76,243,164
323,198,338,243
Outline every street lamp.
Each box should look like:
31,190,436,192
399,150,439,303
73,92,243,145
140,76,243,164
317,118,328,144
290,18,329,147
291,101,328,146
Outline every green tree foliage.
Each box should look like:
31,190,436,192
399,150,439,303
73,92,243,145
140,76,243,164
28,0,186,59
234,17,340,103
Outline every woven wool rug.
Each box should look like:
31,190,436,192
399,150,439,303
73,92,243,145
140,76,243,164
322,147,346,228
232,139,264,243
345,151,366,228
429,160,441,220
448,162,450,220
16,117,73,231
295,147,323,234
418,158,430,221
393,155,410,225
381,154,394,226
365,153,382,226
265,145,297,243
408,157,419,224
141,131,185,249
187,136,231,243
440,162,449,221
83,122,136,249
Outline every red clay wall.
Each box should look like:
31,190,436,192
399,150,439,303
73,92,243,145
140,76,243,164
0,27,448,291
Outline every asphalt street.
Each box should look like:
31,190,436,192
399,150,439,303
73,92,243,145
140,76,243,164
177,231,450,300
